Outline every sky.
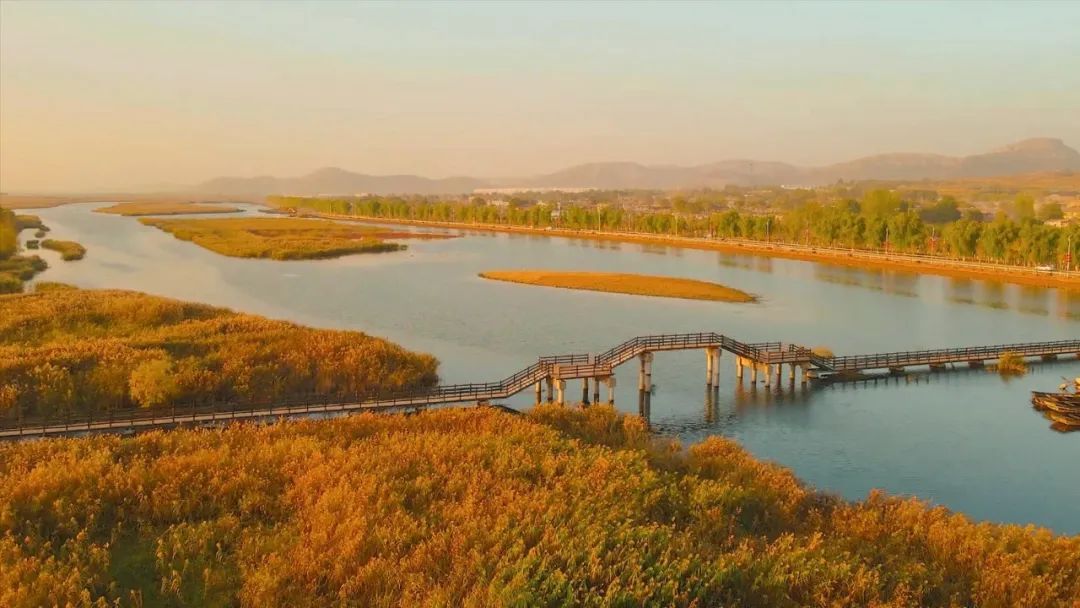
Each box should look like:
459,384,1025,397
1,0,1079,192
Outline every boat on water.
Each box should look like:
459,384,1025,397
1031,378,1080,429
1046,409,1080,427
1031,391,1080,413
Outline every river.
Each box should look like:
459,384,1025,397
18,202,1080,533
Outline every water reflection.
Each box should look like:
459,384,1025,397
19,203,1080,534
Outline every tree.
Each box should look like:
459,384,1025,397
1009,194,1036,221
1037,202,1064,222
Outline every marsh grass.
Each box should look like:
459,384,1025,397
480,270,757,302
0,405,1077,607
140,216,408,260
41,239,86,261
994,351,1028,376
95,201,241,216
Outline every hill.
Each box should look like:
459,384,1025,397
193,138,1080,195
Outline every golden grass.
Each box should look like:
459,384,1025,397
480,270,757,302
40,239,86,261
994,351,1028,376
94,201,241,216
1,405,1077,606
139,217,409,260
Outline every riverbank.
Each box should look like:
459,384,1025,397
480,270,757,302
309,213,1080,290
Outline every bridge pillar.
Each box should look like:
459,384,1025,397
735,356,744,383
788,363,797,386
774,364,782,387
593,377,601,404
555,379,566,405
581,379,590,405
605,376,616,404
638,352,654,391
750,362,758,384
546,377,554,403
705,347,721,387
535,381,542,405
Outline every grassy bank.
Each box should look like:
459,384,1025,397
0,287,438,425
333,215,1080,291
40,238,86,261
95,201,241,216
0,208,48,293
1,405,1076,607
481,270,757,303
140,217,415,260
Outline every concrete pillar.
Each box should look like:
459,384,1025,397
593,377,601,404
750,363,758,384
788,363,796,386
800,364,810,386
581,379,590,405
605,376,616,404
638,352,653,391
762,364,772,387
705,347,721,387
774,364,782,386
555,379,566,405
535,381,542,405
545,377,554,403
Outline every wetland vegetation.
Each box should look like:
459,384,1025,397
480,270,757,302
0,287,438,426
95,201,242,216
40,239,86,261
1,404,1077,607
0,208,48,293
139,217,411,260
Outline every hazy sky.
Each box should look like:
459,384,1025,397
2,1,1078,192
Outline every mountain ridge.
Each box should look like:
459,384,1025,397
194,138,1080,196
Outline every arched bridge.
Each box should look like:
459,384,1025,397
1,333,1077,440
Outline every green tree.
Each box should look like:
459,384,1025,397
1037,202,1064,222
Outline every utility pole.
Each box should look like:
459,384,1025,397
766,218,770,243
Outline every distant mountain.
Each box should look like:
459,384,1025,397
194,138,1080,195
522,138,1080,188
195,167,487,197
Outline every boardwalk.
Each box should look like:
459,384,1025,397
2,333,1077,440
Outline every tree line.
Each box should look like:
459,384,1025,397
270,191,1078,268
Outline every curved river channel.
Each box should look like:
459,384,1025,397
20,203,1080,533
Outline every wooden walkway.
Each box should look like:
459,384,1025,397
1,333,1077,440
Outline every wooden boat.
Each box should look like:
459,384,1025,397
1046,409,1080,428
1030,391,1080,413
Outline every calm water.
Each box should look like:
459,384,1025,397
19,203,1080,533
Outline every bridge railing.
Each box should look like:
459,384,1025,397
827,339,1080,371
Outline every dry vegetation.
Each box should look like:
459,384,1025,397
480,270,757,303
94,202,241,216
139,217,412,260
0,208,48,293
0,404,1076,607
40,239,86,261
0,287,438,426
994,351,1029,376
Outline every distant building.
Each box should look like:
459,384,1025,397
486,199,511,208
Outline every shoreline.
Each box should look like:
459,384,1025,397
304,213,1080,291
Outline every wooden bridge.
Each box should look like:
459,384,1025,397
1,333,1077,440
